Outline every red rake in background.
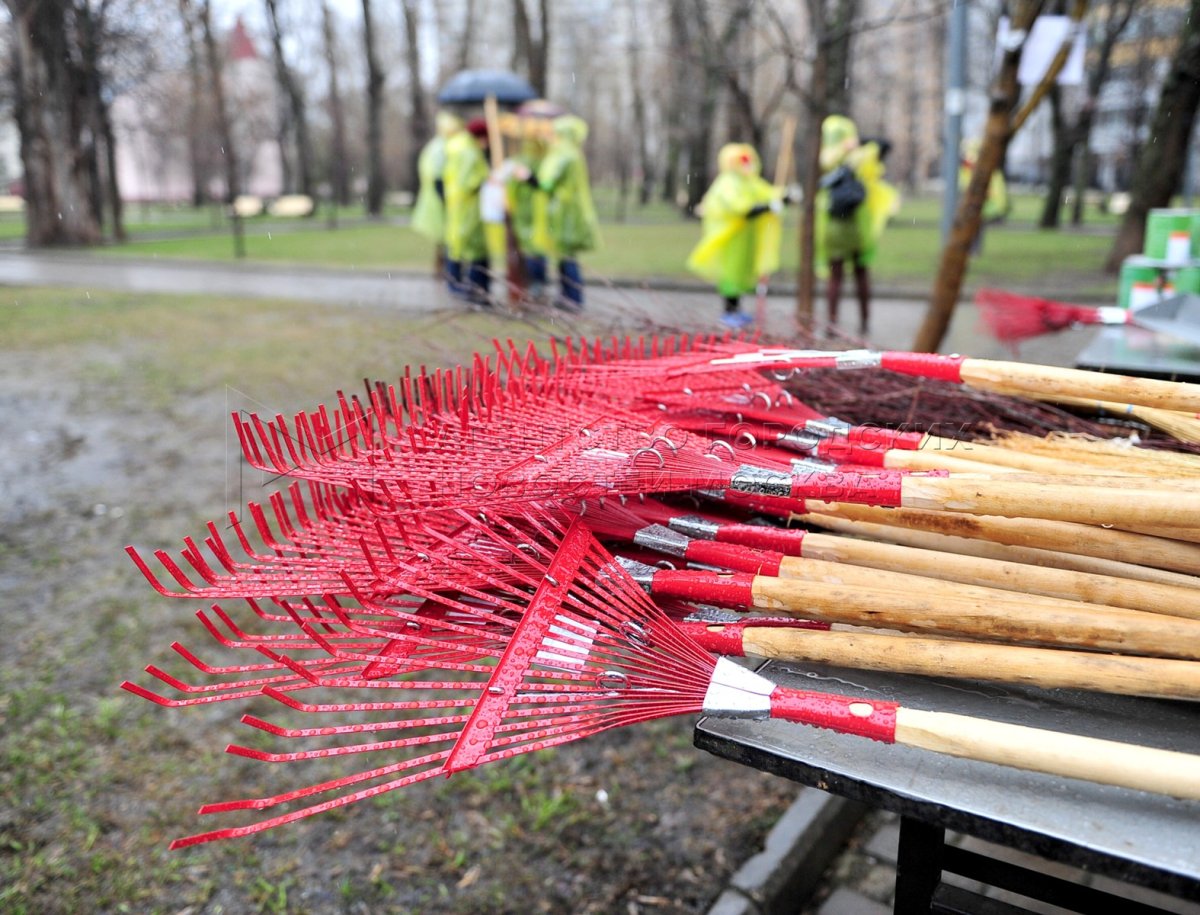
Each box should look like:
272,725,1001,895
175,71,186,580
975,287,1138,348
124,514,1200,848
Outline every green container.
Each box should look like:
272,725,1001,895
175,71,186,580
1143,208,1199,262
1118,256,1174,310
1176,264,1200,295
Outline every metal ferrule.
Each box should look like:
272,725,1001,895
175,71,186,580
614,556,658,592
834,349,883,371
777,429,822,452
682,607,744,624
804,417,852,437
791,456,838,474
703,657,776,718
695,488,729,501
668,514,721,540
730,465,795,498
631,524,691,558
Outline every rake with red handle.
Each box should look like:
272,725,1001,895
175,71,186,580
499,335,1101,475
975,287,1136,345
126,515,1200,847
673,608,1200,702
580,495,1200,619
574,339,1200,414
235,387,1200,531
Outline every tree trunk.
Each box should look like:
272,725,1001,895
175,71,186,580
265,0,315,199
361,0,386,217
322,2,350,207
178,0,207,207
913,2,1046,353
198,0,244,257
456,0,477,72
660,0,691,205
1104,1,1200,270
510,0,550,96
824,0,861,115
7,0,102,246
796,47,827,327
626,0,653,206
401,0,429,194
1039,86,1074,228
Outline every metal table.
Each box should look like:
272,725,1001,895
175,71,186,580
1074,325,1200,382
695,662,1200,913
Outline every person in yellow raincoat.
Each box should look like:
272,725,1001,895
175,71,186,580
686,143,785,328
816,114,898,335
507,119,551,301
442,117,492,305
533,115,600,313
410,111,463,271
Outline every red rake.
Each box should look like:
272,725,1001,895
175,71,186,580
126,515,1200,848
572,338,1200,414
975,287,1134,347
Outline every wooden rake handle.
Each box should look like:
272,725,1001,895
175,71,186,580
767,682,1200,798
742,627,1200,700
956,358,1200,413
900,475,1200,529
896,708,1200,798
748,575,1200,659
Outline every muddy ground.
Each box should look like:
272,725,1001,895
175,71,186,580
0,287,808,914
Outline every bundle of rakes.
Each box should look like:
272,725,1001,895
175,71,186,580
124,332,1200,848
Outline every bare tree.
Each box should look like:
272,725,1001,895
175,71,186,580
197,0,244,256
790,0,863,323
625,0,653,206
77,0,126,242
177,0,207,205
1038,0,1135,228
511,0,550,96
914,0,1089,353
456,0,478,72
321,2,350,207
401,0,430,193
6,0,102,245
1105,0,1200,270
361,0,385,216
264,0,315,198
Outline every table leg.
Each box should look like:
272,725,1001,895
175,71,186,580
895,815,945,913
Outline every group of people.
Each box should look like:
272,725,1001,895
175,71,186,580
689,114,898,334
411,107,600,312
412,108,898,334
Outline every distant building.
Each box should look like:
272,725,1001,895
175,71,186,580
112,17,283,204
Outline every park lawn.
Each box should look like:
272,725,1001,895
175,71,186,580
105,211,1119,298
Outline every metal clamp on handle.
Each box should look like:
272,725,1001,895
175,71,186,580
730,465,795,498
632,524,691,558
668,515,722,540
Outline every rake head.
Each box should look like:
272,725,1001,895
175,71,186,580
975,288,1112,345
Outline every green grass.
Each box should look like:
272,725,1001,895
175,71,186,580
102,199,1119,299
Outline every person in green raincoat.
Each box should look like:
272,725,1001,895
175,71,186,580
533,115,600,312
816,114,898,335
442,117,492,304
410,111,463,273
507,119,551,301
686,143,784,328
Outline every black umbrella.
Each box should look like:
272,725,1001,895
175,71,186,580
437,69,537,106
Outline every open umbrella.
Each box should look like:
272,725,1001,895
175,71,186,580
437,69,537,106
